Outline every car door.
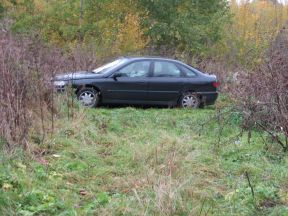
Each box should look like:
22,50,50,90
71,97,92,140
103,60,151,103
147,61,185,103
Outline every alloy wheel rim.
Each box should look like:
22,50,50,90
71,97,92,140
182,95,198,108
79,91,96,107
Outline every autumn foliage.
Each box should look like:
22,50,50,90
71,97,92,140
226,0,288,66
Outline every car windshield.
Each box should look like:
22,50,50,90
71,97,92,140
92,59,125,74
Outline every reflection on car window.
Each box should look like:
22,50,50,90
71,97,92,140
93,59,125,74
118,61,150,78
154,61,181,77
180,65,197,77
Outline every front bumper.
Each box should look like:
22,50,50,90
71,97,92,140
53,80,68,92
54,85,66,92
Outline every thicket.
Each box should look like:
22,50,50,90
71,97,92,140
0,33,55,150
1,0,230,58
0,32,100,151
232,26,288,152
2,1,287,62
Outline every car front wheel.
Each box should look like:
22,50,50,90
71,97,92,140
77,88,99,108
179,92,200,109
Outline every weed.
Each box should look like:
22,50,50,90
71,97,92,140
0,108,287,215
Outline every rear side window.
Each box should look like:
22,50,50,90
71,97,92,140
180,65,197,77
153,61,181,77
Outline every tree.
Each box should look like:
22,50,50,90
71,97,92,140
137,0,230,57
226,0,288,66
7,0,146,55
0,3,5,19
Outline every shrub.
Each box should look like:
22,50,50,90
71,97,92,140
0,31,99,151
231,27,288,152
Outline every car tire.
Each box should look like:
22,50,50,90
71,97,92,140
199,103,205,109
179,92,200,109
77,88,99,108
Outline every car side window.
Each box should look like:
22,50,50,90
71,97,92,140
180,65,197,77
117,61,150,78
153,61,181,77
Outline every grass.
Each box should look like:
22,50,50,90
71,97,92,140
0,106,287,215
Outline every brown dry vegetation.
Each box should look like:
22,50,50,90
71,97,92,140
231,26,288,152
0,32,101,151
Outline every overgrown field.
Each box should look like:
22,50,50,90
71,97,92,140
0,107,287,215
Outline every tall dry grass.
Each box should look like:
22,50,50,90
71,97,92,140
0,32,99,151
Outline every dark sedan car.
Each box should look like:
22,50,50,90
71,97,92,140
53,57,219,108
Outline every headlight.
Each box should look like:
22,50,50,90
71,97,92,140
53,81,67,86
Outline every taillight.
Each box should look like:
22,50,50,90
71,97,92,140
213,82,220,88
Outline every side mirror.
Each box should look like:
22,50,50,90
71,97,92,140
112,73,122,81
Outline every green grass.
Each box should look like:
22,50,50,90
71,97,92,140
0,107,287,215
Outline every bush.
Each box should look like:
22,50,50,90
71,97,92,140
0,32,100,151
231,27,288,152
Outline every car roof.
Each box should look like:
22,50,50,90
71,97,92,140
122,56,183,64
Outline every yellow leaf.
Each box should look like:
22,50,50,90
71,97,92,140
2,183,13,190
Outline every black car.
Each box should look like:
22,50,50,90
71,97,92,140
53,57,219,108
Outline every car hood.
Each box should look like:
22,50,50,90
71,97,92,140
54,71,104,81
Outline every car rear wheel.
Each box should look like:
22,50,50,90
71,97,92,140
180,92,200,109
77,88,99,108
